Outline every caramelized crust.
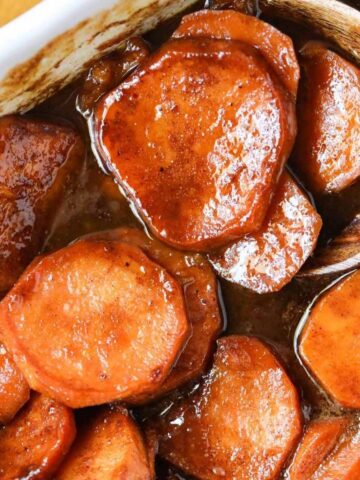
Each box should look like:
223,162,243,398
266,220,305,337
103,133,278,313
293,42,360,194
0,116,84,293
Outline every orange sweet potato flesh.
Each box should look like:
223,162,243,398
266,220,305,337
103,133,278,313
292,42,360,194
0,238,189,408
0,115,84,293
314,423,360,480
300,270,360,408
288,417,350,479
173,9,300,96
95,37,296,251
0,342,29,424
85,227,223,401
0,393,75,480
151,335,302,480
55,406,153,480
209,172,322,293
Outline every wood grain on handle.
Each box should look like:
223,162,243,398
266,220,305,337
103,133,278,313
259,0,360,64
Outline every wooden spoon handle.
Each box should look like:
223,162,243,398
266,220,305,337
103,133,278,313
259,0,360,64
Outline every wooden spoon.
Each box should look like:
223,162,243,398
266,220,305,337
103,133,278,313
258,0,360,65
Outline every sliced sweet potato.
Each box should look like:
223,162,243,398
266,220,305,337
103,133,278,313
86,227,223,401
0,342,29,424
288,417,350,479
292,42,360,194
151,335,302,480
0,393,75,480
314,424,360,479
300,270,360,408
209,172,322,293
173,9,300,96
55,406,153,480
95,37,295,251
0,238,189,407
0,115,84,293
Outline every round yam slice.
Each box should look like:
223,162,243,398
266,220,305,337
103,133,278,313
299,270,360,408
0,238,189,408
95,38,295,251
0,393,75,480
209,172,322,293
173,9,300,96
0,342,29,424
151,335,302,480
292,42,360,194
288,417,350,479
55,406,153,480
86,227,223,401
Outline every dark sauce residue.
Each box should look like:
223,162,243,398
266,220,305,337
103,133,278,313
17,1,360,478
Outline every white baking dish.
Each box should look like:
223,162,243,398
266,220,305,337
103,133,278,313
0,0,197,115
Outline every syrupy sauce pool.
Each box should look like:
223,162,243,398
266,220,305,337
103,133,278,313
21,1,360,477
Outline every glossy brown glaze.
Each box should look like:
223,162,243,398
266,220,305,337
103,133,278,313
0,238,189,408
151,336,302,480
292,41,360,194
287,417,350,479
0,342,29,424
173,9,300,96
0,393,76,480
299,270,360,409
55,406,153,480
0,115,84,293
209,172,322,293
77,37,150,117
85,227,223,402
95,36,295,251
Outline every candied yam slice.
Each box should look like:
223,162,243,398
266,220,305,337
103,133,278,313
209,172,322,293
288,417,350,479
152,335,302,480
173,9,299,96
87,227,223,401
0,393,75,480
95,38,295,251
0,342,29,424
0,115,84,292
314,424,360,479
55,406,153,480
0,238,189,408
292,42,360,194
299,270,360,408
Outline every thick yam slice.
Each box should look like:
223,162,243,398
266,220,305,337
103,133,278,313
0,238,189,407
173,9,299,96
0,342,29,424
87,227,222,401
288,417,350,479
292,42,360,194
151,335,302,480
55,406,153,480
0,393,75,480
209,172,322,293
95,38,295,251
0,115,84,293
299,270,360,408
314,424,360,479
